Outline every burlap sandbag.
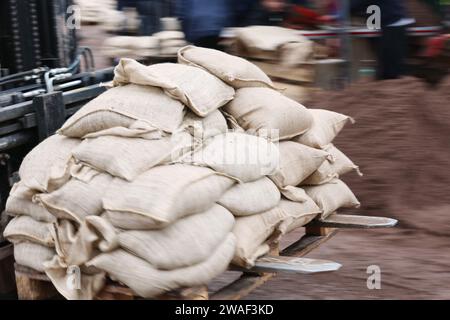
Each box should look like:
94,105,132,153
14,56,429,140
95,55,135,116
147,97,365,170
6,182,56,222
3,216,54,247
153,30,185,41
302,144,362,185
218,177,280,216
118,204,234,270
37,173,114,223
72,136,177,181
13,241,55,272
223,88,313,141
180,109,228,141
236,26,310,52
280,188,322,232
58,84,185,138
186,132,279,182
113,59,235,117
19,134,80,193
232,197,320,268
178,45,274,89
103,164,235,229
269,141,331,188
304,179,360,220
86,233,236,298
44,216,116,300
293,109,354,148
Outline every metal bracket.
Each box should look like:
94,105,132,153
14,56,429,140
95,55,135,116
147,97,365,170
33,91,65,141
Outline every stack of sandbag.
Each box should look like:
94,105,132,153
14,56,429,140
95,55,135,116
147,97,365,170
74,0,117,25
177,45,361,268
102,32,188,59
3,45,363,299
102,36,160,59
3,134,80,273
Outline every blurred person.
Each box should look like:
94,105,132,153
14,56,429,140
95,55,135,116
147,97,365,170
136,0,167,35
175,0,299,49
350,0,415,79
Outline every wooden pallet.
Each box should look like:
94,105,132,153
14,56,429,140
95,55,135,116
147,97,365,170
13,214,397,300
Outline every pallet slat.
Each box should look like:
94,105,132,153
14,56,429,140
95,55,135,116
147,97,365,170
251,256,341,274
311,214,398,229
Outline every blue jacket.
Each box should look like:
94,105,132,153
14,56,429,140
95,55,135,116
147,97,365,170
175,0,258,42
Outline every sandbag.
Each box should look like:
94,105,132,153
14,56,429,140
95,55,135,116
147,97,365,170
187,132,279,182
178,45,274,89
103,164,235,229
113,59,235,117
304,179,360,220
218,177,280,216
153,30,185,41
293,109,354,148
280,188,322,232
180,109,228,141
3,215,54,247
37,173,114,223
72,136,178,181
6,182,56,222
19,134,80,192
269,141,331,188
236,26,311,52
86,233,236,298
232,197,320,268
302,144,362,185
13,241,55,272
58,84,185,138
118,204,234,269
223,87,313,141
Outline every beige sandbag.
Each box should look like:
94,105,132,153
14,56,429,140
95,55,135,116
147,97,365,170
180,109,228,141
58,84,185,138
236,26,310,52
86,233,236,298
232,198,320,268
304,179,360,220
269,141,331,188
6,182,56,222
113,59,235,117
187,132,279,182
280,188,322,232
178,45,274,89
293,109,354,148
14,241,55,272
103,164,235,229
118,204,234,269
302,144,362,185
162,39,187,48
37,173,114,223
72,136,175,181
19,134,80,192
153,30,185,40
218,177,280,216
223,87,313,141
3,216,54,247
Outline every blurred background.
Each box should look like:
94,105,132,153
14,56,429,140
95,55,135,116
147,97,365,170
0,0,449,299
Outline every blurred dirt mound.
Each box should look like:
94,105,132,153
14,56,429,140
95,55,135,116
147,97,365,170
306,77,450,229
